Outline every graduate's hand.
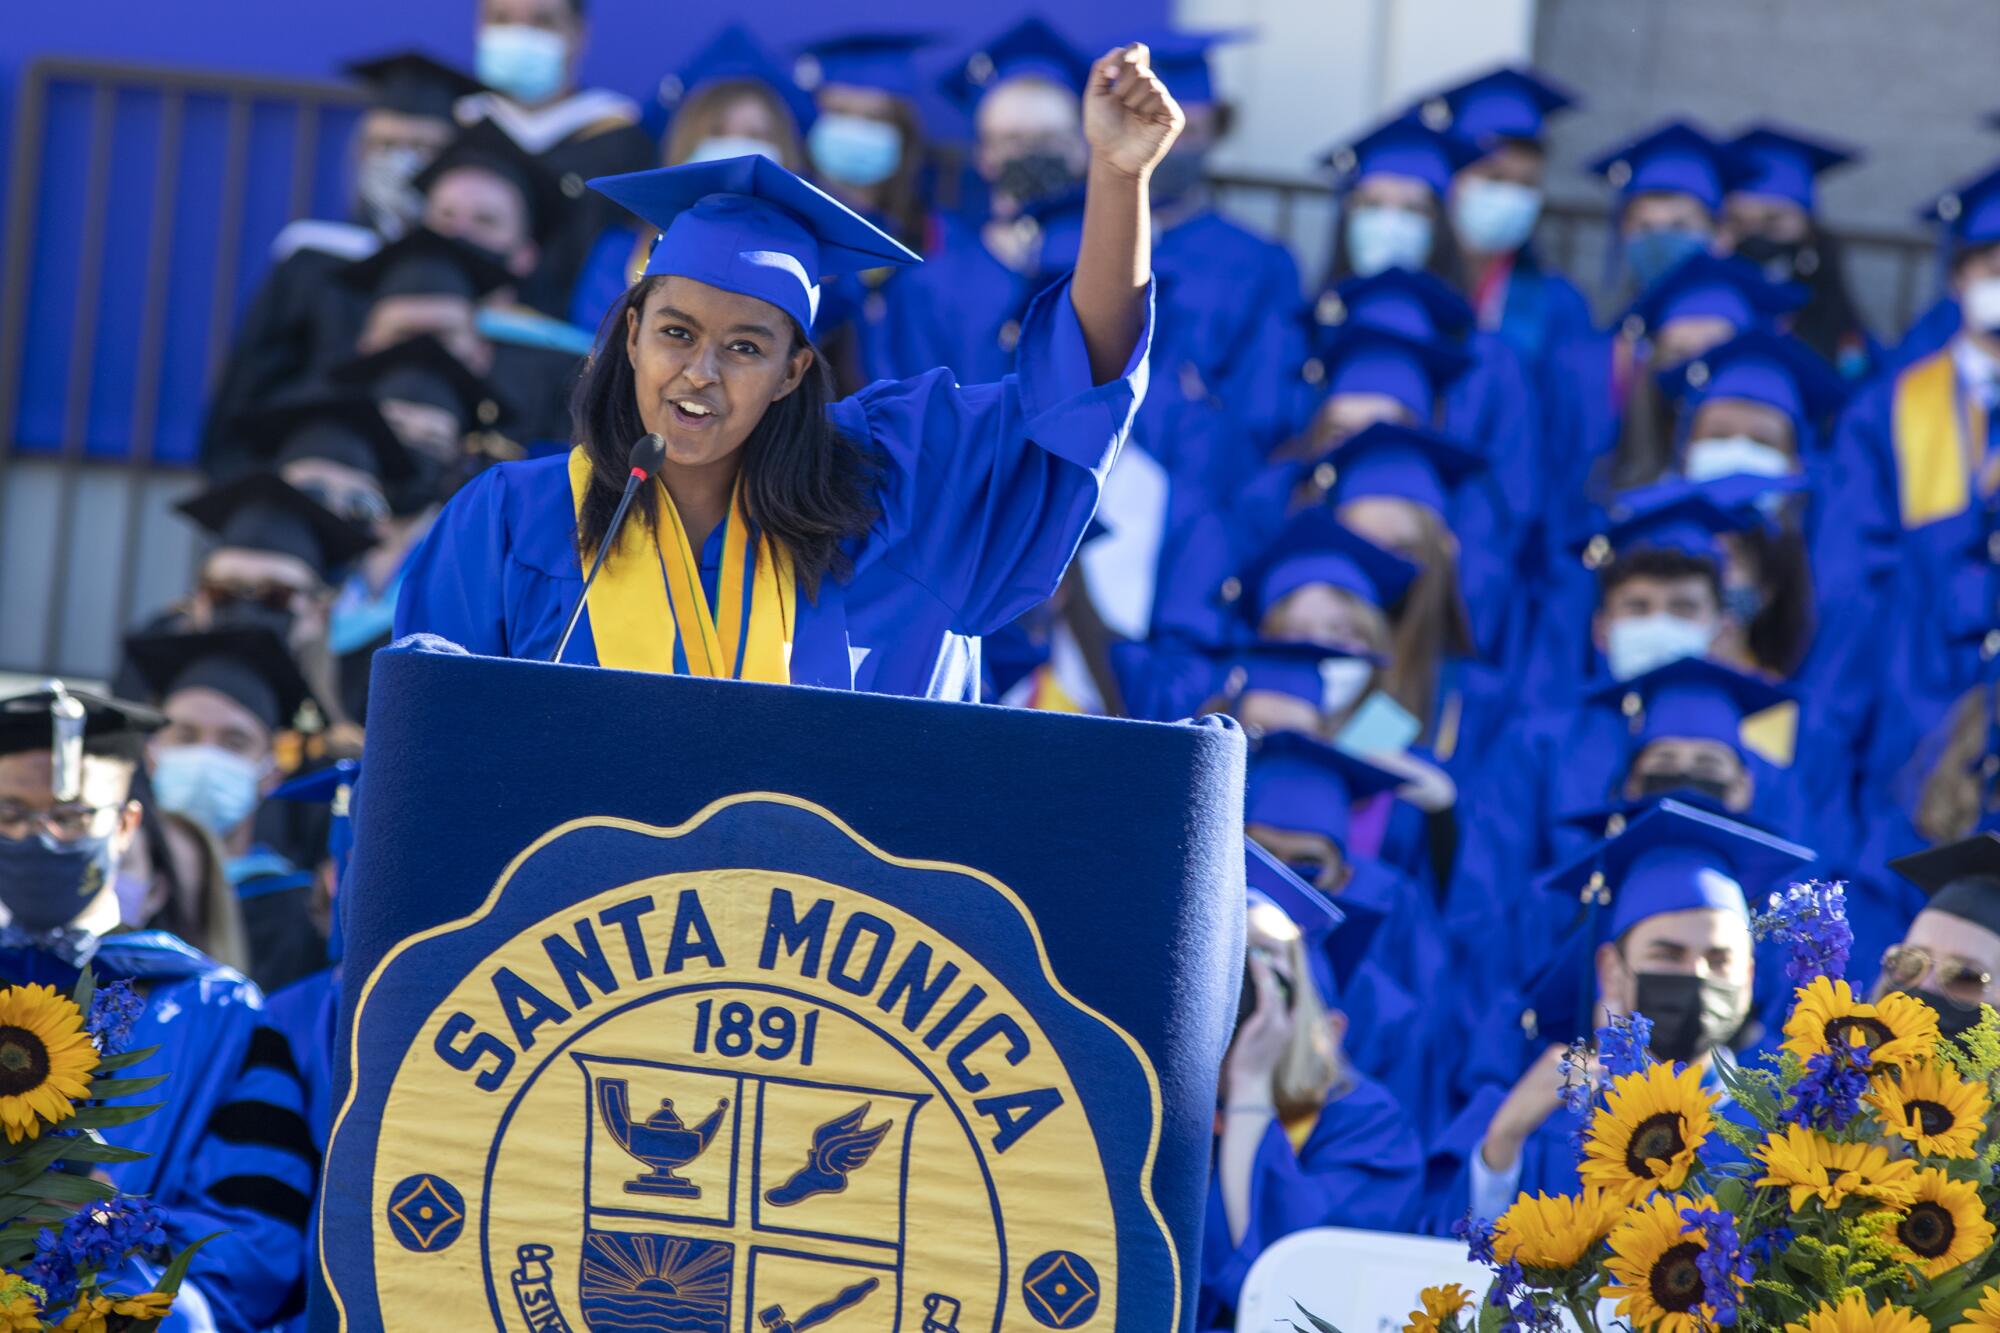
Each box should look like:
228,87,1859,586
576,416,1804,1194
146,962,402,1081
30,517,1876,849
1481,1043,1570,1173
1224,954,1294,1100
1082,44,1185,181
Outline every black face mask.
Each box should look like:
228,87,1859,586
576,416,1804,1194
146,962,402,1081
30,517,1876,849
1149,148,1207,204
1917,988,1985,1040
208,600,298,642
1635,971,1746,1064
1733,233,1819,284
994,151,1077,210
1636,772,1734,804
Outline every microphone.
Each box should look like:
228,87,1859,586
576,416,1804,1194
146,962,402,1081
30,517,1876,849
551,433,666,664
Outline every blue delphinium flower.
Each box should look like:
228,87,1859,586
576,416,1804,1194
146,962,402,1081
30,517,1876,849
1785,1048,1871,1129
27,1193,168,1305
1680,1205,1753,1326
85,978,144,1056
26,1226,78,1308
1753,880,1853,984
1597,1012,1654,1078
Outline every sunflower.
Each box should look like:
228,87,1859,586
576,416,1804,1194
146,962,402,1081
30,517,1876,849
1885,1168,1995,1278
1755,1124,1918,1210
1867,1060,1990,1159
1784,1290,1929,1333
1951,1285,2000,1333
1404,1284,1472,1333
54,1294,113,1333
1604,1192,1726,1333
0,1284,38,1333
1495,1188,1620,1269
1783,979,1940,1069
1579,1063,1715,1203
0,984,95,1143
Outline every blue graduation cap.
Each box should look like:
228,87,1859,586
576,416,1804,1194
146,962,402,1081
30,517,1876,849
1587,120,1746,213
1234,507,1420,621
1578,476,1755,567
1622,253,1804,341
1726,125,1857,213
1325,420,1485,516
589,157,921,335
939,16,1092,113
271,758,360,955
1245,730,1404,845
1590,655,1793,758
1312,322,1472,420
1670,327,1848,433
1222,640,1379,713
1316,267,1475,342
1121,27,1249,106
660,23,817,133
1921,160,2000,251
1419,65,1577,149
794,30,938,100
1245,838,1381,1008
1322,112,1482,196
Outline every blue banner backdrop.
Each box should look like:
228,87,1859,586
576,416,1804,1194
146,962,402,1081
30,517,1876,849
314,638,1244,1332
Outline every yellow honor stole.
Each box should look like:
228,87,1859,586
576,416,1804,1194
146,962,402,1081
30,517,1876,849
565,447,795,680
1891,348,1986,528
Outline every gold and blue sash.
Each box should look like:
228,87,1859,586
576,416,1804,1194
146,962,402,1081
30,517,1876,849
565,447,794,680
1891,348,1983,528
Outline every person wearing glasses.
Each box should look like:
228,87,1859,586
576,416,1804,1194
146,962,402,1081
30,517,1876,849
0,684,315,1331
1880,832,2000,1038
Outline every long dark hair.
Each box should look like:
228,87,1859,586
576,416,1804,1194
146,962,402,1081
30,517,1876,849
1737,518,1816,678
1783,224,1868,370
1324,190,1465,290
570,276,881,597
1598,357,1682,498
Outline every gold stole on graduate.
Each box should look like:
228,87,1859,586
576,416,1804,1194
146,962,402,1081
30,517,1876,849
1891,349,1984,528
565,447,794,680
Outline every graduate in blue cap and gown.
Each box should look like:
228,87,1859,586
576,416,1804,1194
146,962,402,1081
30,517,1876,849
1422,66,1594,378
1424,800,1811,1232
1877,833,2000,1036
1320,112,1480,290
1200,844,1425,1327
0,685,315,1331
1721,125,1877,379
397,46,1183,701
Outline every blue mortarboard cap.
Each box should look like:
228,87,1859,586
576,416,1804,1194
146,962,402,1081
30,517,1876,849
1245,838,1357,1006
590,157,921,335
1622,253,1805,341
1322,112,1481,196
1121,27,1248,106
1921,160,2000,250
1326,420,1485,516
1540,798,1813,944
1672,328,1848,431
271,758,359,912
1313,322,1473,420
1420,65,1576,149
1590,655,1793,758
1578,478,1748,567
939,16,1092,114
1587,120,1746,213
1236,508,1420,620
1223,640,1378,713
1316,267,1474,342
795,30,938,100
663,24,817,133
1726,125,1856,213
1245,730,1404,845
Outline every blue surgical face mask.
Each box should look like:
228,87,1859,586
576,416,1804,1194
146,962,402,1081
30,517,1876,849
150,745,264,839
1345,205,1434,277
686,135,784,166
475,24,569,105
808,113,904,188
1624,227,1708,289
1606,612,1715,681
1451,178,1543,254
0,830,115,933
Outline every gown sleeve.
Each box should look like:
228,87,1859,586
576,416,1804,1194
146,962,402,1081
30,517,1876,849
834,275,1154,637
393,464,517,656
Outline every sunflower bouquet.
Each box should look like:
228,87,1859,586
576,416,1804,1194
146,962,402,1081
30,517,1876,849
0,970,207,1330
1414,881,2000,1333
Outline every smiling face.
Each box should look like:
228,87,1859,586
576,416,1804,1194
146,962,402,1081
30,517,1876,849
622,276,814,472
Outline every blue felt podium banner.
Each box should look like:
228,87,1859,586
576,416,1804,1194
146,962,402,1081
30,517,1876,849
315,640,1244,1332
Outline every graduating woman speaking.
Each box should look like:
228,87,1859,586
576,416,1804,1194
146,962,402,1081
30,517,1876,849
395,45,1182,699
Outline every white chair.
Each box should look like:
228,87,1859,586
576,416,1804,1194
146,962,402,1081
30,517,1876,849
1235,1227,1490,1333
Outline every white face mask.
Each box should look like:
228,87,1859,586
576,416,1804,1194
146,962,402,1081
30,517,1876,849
356,144,428,239
476,24,569,104
1964,275,2000,335
1683,435,1794,482
685,136,784,166
150,744,265,838
1606,613,1715,682
1451,178,1543,254
1318,657,1374,715
1345,205,1434,277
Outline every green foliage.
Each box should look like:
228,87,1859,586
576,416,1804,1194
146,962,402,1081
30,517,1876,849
1287,1301,1342,1333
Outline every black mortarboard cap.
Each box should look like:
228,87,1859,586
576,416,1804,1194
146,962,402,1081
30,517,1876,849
338,227,514,301
1891,834,2000,937
327,334,512,433
0,687,163,765
413,119,564,244
176,472,377,578
238,391,419,481
124,626,317,734
343,51,483,121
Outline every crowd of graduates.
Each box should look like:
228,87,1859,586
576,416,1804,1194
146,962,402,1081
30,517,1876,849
13,1,2000,1326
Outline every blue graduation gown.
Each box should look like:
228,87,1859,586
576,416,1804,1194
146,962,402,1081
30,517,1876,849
1198,1072,1424,1327
0,932,315,1333
395,276,1150,700
1488,250,1595,385
875,214,1025,386
1885,296,1960,377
